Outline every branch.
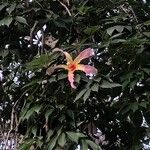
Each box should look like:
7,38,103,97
4,91,27,149
30,21,38,47
58,0,71,16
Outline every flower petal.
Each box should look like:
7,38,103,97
53,48,73,63
46,65,68,75
0,70,3,81
74,48,95,64
68,71,76,89
76,64,97,75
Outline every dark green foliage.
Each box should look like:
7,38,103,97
0,0,150,149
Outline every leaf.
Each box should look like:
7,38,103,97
7,3,16,14
129,102,139,113
33,105,43,114
107,26,124,36
82,140,88,150
143,20,150,26
74,89,87,101
84,25,100,35
0,17,13,27
83,89,91,102
31,126,37,137
15,16,27,25
46,130,54,142
100,80,121,88
91,83,99,92
86,140,101,150
111,39,126,44
19,139,35,150
142,68,150,75
48,128,62,149
58,133,66,147
143,32,150,37
47,135,58,150
57,73,67,80
45,108,54,121
0,49,9,57
0,3,8,11
19,102,31,119
66,132,79,143
24,105,42,119
139,102,148,108
24,108,35,120
22,79,39,89
107,26,115,36
125,26,132,32
116,26,124,33
26,54,57,71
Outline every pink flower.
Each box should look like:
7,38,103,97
47,48,97,89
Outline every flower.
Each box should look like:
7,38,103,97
0,70,3,81
46,48,97,89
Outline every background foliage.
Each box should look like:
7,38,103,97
0,0,150,149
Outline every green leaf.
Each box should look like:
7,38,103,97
82,140,88,150
0,3,8,11
24,108,35,120
91,83,99,92
46,130,54,142
57,73,67,80
7,3,16,14
143,20,150,26
58,133,66,147
86,140,101,150
19,139,35,150
45,108,54,121
107,26,124,36
31,126,37,137
0,49,9,57
24,105,42,119
26,54,56,71
130,102,139,113
15,16,28,25
125,26,132,32
33,105,43,113
22,79,39,89
139,102,148,108
66,132,79,143
142,68,150,75
74,89,87,101
0,17,13,27
48,128,62,149
100,80,121,88
84,25,100,35
47,135,58,150
83,89,91,102
66,132,86,143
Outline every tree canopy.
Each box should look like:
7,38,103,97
0,0,150,149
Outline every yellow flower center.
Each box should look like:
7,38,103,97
68,63,77,72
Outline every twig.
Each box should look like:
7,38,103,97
41,28,46,54
4,91,27,149
58,0,71,16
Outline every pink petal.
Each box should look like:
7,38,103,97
53,48,73,63
46,65,68,75
68,71,76,89
76,64,97,75
74,48,95,64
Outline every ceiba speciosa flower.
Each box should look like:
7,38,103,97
46,48,97,89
